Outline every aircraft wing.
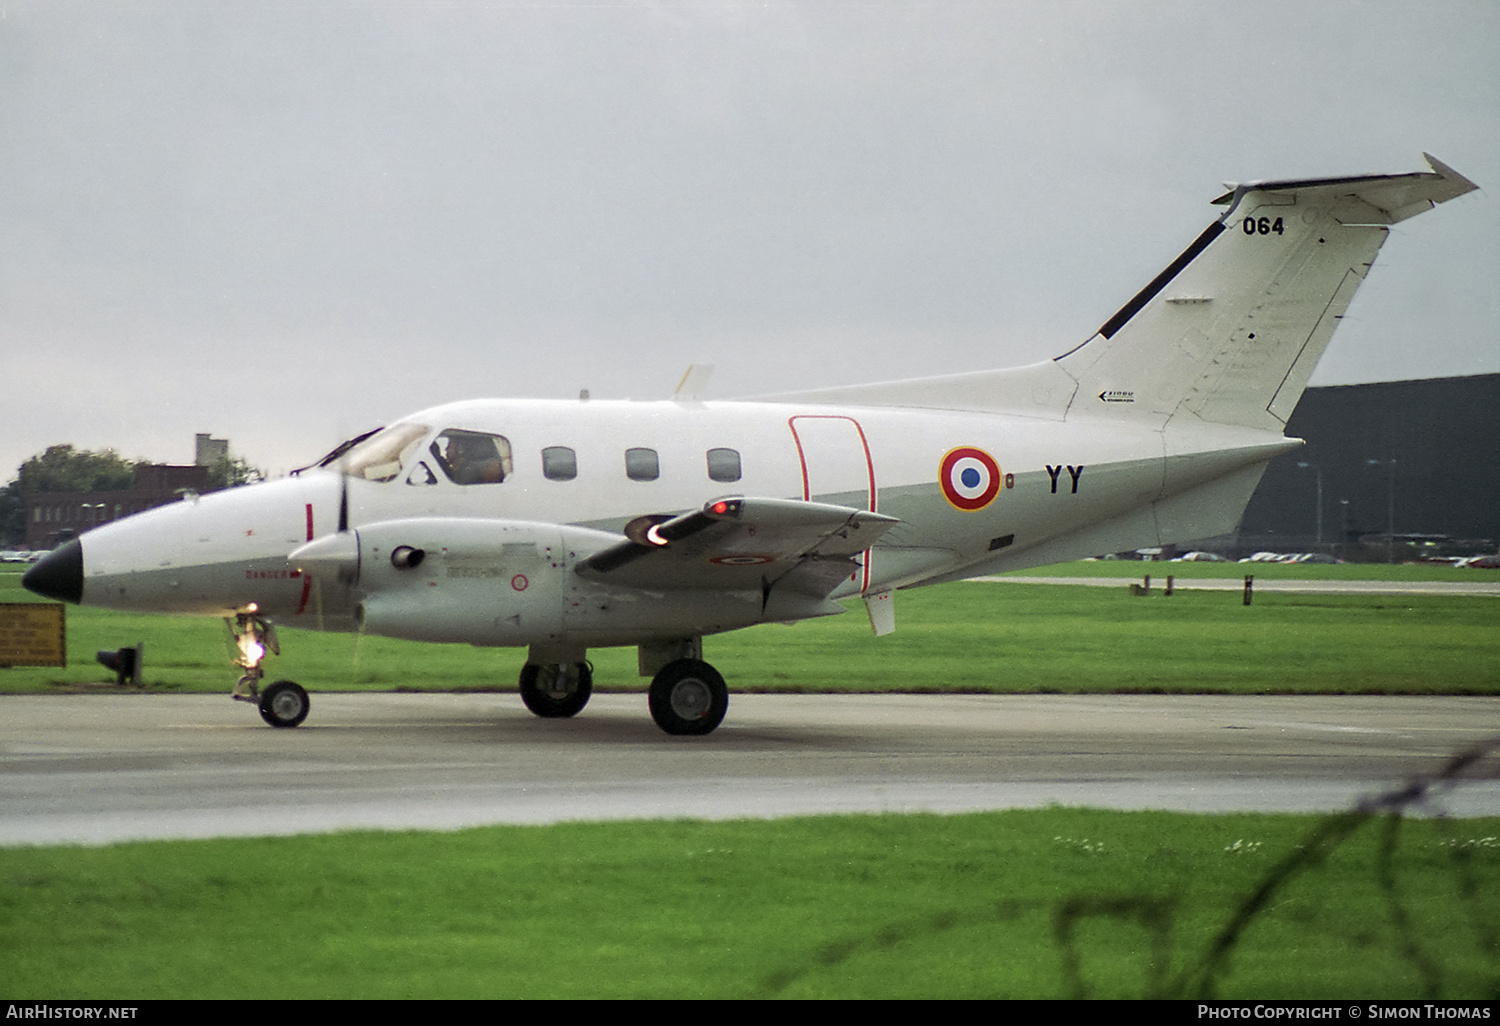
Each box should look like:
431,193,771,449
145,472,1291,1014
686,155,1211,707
577,496,899,603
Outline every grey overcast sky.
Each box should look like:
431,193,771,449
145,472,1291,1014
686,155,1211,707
2,0,1496,480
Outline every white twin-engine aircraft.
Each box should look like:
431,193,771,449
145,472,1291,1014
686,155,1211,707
25,155,1477,735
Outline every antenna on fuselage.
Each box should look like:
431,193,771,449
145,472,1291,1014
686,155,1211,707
673,363,714,401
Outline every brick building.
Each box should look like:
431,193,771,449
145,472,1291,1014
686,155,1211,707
24,463,214,550
19,426,248,555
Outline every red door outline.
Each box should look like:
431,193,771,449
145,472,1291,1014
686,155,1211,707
788,415,876,593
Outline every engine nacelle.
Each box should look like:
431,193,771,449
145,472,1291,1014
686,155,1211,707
345,518,614,647
290,514,784,650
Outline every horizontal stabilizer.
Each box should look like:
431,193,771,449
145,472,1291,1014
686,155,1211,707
1209,153,1479,224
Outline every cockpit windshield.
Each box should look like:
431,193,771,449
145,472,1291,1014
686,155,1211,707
338,422,431,482
290,427,382,476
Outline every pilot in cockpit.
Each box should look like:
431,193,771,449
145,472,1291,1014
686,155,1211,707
434,430,508,485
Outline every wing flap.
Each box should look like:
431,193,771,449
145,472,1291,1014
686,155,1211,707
577,496,899,592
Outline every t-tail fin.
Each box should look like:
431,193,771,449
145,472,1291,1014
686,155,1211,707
1057,153,1478,431
760,156,1476,429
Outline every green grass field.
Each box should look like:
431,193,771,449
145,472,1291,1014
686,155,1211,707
3,809,1497,999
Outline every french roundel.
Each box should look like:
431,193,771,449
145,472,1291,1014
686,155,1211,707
939,447,1002,511
709,555,775,566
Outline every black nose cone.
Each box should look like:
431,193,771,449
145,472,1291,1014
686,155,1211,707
23,539,84,605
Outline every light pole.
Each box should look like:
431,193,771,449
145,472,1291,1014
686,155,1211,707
1365,458,1397,564
1296,461,1323,548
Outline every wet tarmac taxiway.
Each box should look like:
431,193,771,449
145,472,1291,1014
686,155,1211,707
2,692,1497,845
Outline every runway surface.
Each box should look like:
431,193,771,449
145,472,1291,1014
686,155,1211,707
2,692,1497,846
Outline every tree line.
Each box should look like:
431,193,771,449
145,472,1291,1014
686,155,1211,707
1,444,262,547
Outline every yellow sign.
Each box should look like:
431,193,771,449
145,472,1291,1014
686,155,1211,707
0,603,66,667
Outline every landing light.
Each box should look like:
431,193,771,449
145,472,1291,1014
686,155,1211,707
238,636,265,668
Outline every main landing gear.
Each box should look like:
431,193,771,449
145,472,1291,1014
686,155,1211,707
227,612,310,728
648,659,729,736
517,643,729,736
518,661,593,718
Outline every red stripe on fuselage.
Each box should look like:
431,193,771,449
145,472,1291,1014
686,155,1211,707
296,503,316,614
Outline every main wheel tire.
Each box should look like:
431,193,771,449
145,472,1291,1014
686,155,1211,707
519,662,593,718
259,680,310,728
648,659,728,736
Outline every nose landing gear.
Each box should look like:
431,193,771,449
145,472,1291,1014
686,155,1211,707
227,612,310,728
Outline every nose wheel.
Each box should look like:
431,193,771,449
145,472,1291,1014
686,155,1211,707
258,680,311,728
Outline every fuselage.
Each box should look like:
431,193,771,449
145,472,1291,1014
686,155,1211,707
42,394,1297,647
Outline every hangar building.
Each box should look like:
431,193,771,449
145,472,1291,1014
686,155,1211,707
1232,373,1499,560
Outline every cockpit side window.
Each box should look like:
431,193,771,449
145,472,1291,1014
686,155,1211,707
340,423,431,483
431,429,514,485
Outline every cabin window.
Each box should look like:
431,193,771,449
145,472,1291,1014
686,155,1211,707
431,429,514,485
542,446,578,481
625,447,660,481
706,447,741,483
